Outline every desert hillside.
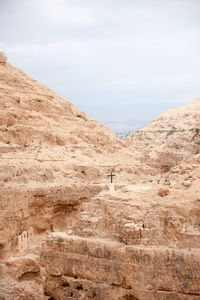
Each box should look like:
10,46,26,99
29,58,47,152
127,99,200,172
0,51,155,188
0,51,126,164
0,52,200,300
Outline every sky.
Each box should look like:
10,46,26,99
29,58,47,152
0,0,200,129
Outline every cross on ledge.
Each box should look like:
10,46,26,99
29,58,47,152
108,171,115,183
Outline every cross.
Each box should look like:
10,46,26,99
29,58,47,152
108,171,115,183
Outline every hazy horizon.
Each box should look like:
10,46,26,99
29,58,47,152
0,0,199,128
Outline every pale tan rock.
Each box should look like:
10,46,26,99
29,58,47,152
127,98,200,173
182,180,192,188
0,52,200,299
0,51,7,65
41,234,200,300
6,257,40,280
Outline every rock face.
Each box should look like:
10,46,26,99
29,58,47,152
0,52,200,299
41,157,200,299
0,52,7,65
127,99,200,172
42,236,200,300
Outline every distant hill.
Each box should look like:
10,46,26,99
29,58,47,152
127,98,200,172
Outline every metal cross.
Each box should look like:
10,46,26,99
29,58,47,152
108,171,115,183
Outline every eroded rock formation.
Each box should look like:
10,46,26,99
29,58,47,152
0,52,200,299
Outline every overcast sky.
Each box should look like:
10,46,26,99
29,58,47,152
0,0,200,128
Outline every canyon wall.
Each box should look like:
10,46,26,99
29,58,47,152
0,52,200,300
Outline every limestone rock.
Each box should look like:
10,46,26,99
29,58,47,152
127,98,200,172
0,52,7,65
41,234,200,300
6,257,40,280
182,180,192,188
0,52,200,299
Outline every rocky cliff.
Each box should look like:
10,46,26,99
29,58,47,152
0,52,200,300
40,152,200,299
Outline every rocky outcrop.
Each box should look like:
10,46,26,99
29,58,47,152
0,52,7,65
42,235,200,300
0,51,139,257
0,52,200,299
40,153,200,299
127,99,200,172
0,52,140,299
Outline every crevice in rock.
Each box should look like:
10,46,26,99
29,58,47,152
62,282,70,287
148,287,200,296
111,283,132,290
75,283,83,290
